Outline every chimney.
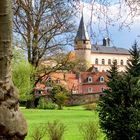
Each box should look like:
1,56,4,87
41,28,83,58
103,37,110,46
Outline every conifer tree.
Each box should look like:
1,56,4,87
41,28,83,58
98,44,140,140
126,41,140,77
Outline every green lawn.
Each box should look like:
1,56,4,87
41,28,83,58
21,106,103,140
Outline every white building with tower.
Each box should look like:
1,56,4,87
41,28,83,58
74,15,130,72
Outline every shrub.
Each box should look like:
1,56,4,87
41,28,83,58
37,97,47,109
37,98,57,110
47,120,66,140
79,120,100,140
30,124,47,140
83,103,97,111
45,101,57,110
55,92,68,110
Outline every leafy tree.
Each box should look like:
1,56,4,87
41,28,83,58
98,44,140,140
55,92,68,110
12,60,35,102
0,0,27,139
13,0,75,67
50,84,68,109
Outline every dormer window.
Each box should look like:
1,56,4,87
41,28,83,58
88,76,93,83
100,76,104,83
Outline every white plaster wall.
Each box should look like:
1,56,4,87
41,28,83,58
90,53,130,72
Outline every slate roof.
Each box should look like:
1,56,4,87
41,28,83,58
91,45,129,55
75,15,90,41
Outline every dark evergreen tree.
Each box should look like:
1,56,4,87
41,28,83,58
126,41,140,77
98,43,140,140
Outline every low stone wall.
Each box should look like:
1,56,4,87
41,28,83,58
67,93,102,106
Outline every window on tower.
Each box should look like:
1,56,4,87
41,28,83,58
83,40,86,44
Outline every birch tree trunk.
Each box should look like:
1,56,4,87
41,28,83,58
0,1,27,139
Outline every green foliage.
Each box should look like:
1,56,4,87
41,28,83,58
30,124,47,140
37,98,57,110
83,103,97,111
79,120,101,140
55,92,68,110
47,120,66,140
50,84,68,109
126,41,140,77
98,42,140,140
12,58,35,102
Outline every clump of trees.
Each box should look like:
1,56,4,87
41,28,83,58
12,48,35,103
49,84,68,110
98,42,140,139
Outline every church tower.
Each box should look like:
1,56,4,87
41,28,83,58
74,15,91,65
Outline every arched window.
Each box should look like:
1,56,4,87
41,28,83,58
88,76,93,83
114,59,117,64
120,60,123,65
95,58,98,64
100,76,104,83
108,59,111,65
102,59,105,65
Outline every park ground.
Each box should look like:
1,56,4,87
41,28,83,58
21,106,104,140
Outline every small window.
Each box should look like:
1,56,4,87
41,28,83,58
114,59,117,64
108,59,111,65
100,76,104,83
95,67,98,72
56,79,60,84
95,58,98,64
88,76,93,83
83,40,86,44
120,60,123,65
88,87,93,93
127,60,129,65
102,59,105,65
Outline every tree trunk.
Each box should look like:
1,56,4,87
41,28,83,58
0,1,27,139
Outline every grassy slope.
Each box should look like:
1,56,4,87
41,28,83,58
21,106,103,140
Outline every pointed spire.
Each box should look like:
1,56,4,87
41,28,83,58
75,14,90,41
